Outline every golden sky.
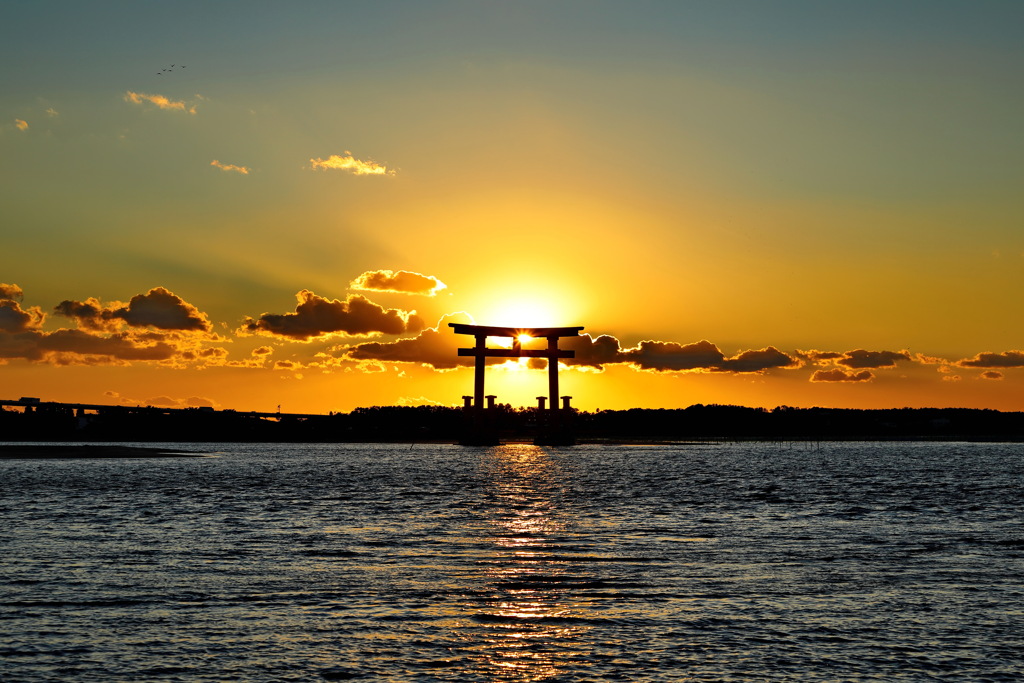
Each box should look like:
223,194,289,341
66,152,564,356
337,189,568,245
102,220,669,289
2,1,1023,413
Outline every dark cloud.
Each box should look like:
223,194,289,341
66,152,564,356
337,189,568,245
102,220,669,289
350,269,447,296
0,299,45,333
240,291,424,341
837,349,911,369
562,334,625,368
53,298,106,329
956,350,1024,368
117,287,211,331
620,339,726,371
55,287,211,332
718,347,800,373
981,371,1004,380
0,329,176,364
810,368,874,382
796,349,844,364
345,314,473,369
179,347,229,362
616,340,799,373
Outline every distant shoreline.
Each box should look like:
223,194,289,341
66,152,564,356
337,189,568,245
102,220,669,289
0,445,207,459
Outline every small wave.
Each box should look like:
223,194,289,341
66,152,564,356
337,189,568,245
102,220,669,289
472,612,610,625
1,598,153,608
298,549,365,558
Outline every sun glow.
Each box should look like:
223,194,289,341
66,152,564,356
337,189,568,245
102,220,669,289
478,296,566,329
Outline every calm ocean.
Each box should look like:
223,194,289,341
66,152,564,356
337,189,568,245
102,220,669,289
1,441,1022,681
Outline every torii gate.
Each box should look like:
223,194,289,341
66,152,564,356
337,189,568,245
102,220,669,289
449,323,584,411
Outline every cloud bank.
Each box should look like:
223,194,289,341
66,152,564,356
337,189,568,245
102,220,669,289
1,286,216,366
342,327,801,375
5,279,1022,391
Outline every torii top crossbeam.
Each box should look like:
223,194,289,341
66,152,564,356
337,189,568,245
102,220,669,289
449,323,584,410
449,323,584,338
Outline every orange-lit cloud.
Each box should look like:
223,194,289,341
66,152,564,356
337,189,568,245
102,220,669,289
344,314,472,369
310,152,394,176
350,269,447,296
55,287,212,333
240,290,424,341
981,371,1004,380
1,283,25,301
956,350,1024,368
14,119,28,131
810,368,874,382
210,159,250,174
123,91,197,114
914,353,951,366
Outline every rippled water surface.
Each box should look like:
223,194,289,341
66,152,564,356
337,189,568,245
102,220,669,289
2,441,1023,681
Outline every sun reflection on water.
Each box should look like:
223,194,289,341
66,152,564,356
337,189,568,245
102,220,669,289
468,444,591,681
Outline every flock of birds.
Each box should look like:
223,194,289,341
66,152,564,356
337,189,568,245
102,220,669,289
156,64,186,75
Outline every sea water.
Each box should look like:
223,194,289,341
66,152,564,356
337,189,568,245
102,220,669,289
1,441,1022,681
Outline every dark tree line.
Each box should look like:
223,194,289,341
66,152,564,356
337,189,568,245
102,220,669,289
3,402,1024,443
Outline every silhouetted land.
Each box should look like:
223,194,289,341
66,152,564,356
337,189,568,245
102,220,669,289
3,400,1024,443
0,444,204,459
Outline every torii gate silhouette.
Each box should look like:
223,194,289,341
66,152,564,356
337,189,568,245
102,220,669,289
450,323,583,409
450,323,583,445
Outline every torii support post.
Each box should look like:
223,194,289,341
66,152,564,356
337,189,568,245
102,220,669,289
450,323,584,446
